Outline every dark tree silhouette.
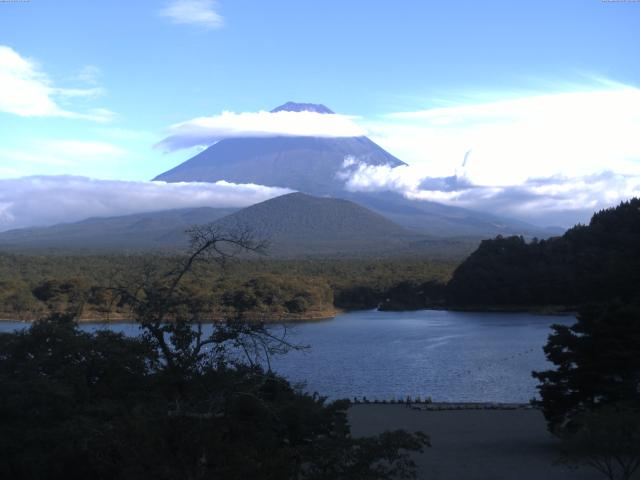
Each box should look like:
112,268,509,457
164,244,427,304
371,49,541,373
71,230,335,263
532,303,640,432
446,198,640,308
533,303,640,480
0,225,429,480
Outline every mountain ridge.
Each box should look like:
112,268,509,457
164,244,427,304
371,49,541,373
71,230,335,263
0,193,474,257
0,207,237,252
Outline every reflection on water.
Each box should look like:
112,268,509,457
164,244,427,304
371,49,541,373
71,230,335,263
0,309,574,402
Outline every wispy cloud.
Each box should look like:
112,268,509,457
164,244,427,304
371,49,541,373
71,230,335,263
0,176,291,231
0,45,114,122
157,110,366,151
0,139,128,176
159,0,224,29
75,65,102,85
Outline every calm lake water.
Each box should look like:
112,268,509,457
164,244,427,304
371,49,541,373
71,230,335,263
0,309,574,403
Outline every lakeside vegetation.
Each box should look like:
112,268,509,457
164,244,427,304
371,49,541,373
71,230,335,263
0,254,458,321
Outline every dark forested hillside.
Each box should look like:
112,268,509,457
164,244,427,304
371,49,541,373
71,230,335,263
446,198,640,307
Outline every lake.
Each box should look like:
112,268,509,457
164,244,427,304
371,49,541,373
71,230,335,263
0,309,574,403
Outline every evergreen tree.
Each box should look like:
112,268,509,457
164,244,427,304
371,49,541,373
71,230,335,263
533,303,640,431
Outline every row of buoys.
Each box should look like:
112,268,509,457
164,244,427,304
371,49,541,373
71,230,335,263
464,348,539,374
351,395,433,405
349,397,534,410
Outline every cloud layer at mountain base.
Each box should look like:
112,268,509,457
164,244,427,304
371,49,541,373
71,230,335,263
339,159,640,227
365,85,640,184
0,176,291,231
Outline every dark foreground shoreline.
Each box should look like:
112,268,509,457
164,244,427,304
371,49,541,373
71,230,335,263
348,405,600,480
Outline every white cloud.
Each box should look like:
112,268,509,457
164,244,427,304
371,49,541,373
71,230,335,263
338,158,640,227
365,84,640,185
333,82,640,226
157,110,366,151
338,157,425,193
159,0,223,29
0,45,113,121
0,176,292,231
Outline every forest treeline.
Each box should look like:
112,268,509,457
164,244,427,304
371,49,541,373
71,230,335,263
447,198,640,308
4,198,638,319
0,255,456,320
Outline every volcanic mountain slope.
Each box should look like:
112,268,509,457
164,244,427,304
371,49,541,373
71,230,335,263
154,102,557,238
154,102,406,195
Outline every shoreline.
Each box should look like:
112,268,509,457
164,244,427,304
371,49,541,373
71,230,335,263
380,303,578,316
0,304,578,324
0,308,343,324
435,304,578,316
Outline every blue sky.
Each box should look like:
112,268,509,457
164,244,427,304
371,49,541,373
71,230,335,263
0,0,639,229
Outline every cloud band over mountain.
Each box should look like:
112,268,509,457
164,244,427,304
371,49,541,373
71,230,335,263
156,110,366,151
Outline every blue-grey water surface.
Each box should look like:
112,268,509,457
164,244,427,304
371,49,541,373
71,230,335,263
0,309,574,402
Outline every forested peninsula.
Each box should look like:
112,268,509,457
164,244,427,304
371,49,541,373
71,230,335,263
446,198,640,309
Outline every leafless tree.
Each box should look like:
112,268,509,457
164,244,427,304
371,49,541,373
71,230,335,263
106,224,301,375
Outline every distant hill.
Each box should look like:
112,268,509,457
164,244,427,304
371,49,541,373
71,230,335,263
154,102,557,239
338,191,559,238
446,198,640,307
0,207,236,253
0,193,479,258
212,192,419,257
